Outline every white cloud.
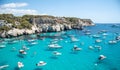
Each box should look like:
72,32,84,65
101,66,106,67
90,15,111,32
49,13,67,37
0,2,39,15
0,8,38,15
0,3,28,8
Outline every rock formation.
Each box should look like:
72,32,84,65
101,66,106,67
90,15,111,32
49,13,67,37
0,15,94,38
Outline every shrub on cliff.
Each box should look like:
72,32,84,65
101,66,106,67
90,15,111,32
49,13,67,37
0,25,10,31
20,20,32,29
64,17,79,24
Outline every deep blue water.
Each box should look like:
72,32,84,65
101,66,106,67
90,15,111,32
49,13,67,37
0,24,120,70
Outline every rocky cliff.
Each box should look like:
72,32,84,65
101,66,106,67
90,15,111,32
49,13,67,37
0,14,94,38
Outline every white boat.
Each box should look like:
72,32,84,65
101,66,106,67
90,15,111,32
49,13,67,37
102,33,108,36
108,40,117,44
98,55,106,60
48,44,62,49
0,65,9,69
116,36,120,41
31,42,38,45
22,46,29,50
92,35,100,38
28,39,35,42
36,61,47,66
51,41,58,44
85,32,91,35
73,45,82,51
53,51,62,56
83,30,91,33
94,45,101,48
71,37,79,42
95,39,102,43
100,30,107,33
18,62,24,68
19,49,27,54
88,46,94,50
11,40,18,43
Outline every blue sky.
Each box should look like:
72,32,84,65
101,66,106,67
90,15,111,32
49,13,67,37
0,0,120,23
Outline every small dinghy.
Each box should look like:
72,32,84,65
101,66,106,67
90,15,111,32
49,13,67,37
18,62,24,68
36,61,47,66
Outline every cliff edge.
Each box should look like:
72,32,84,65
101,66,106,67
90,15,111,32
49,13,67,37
0,14,94,38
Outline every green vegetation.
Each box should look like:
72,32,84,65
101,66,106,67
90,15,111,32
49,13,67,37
0,25,10,32
0,14,92,32
0,14,32,31
0,14,14,23
64,17,79,23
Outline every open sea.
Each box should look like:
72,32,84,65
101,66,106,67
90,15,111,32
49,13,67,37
0,24,120,70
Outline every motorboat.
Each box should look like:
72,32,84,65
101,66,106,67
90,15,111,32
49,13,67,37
94,45,102,50
116,36,120,41
22,46,29,50
95,39,102,43
36,61,47,66
19,49,27,55
73,45,82,51
18,62,24,68
98,55,106,60
85,32,91,35
28,39,35,42
100,30,107,33
83,30,91,33
88,46,94,50
92,35,100,38
71,37,79,42
53,51,62,56
31,42,38,45
102,33,108,36
48,44,62,49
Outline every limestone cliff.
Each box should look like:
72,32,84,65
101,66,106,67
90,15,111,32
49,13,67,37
0,14,94,38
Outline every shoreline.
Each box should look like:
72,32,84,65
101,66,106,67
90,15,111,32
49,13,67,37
0,14,94,38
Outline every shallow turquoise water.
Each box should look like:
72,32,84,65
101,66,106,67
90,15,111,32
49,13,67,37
0,24,120,70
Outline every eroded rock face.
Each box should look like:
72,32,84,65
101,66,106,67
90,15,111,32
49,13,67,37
33,17,94,32
0,16,94,38
7,29,23,36
0,31,7,38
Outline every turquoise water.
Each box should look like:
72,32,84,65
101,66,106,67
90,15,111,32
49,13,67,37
0,24,120,70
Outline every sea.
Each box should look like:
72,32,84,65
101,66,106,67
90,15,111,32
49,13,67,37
0,24,120,70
